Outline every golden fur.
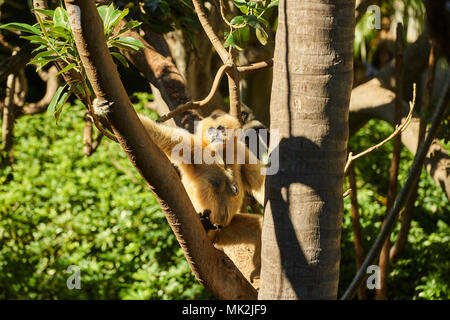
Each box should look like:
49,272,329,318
138,111,264,284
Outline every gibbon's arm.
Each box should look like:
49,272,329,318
138,114,203,163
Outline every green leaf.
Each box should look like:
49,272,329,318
54,89,72,123
267,0,279,9
47,26,71,41
224,32,235,49
20,35,48,45
100,4,116,29
255,27,268,45
110,8,129,29
110,37,145,51
116,20,142,36
97,5,109,23
232,0,249,14
32,9,55,18
230,15,245,26
56,63,77,76
243,15,261,29
53,7,69,29
110,52,129,68
0,22,41,35
34,50,57,59
48,84,67,113
231,26,250,50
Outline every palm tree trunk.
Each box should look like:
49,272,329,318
259,0,354,299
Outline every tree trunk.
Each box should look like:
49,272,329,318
259,0,354,299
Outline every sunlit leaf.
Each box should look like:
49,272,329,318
0,22,41,35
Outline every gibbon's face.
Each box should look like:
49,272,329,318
196,110,241,145
182,162,245,227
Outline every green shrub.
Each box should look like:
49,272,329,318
339,119,450,299
0,97,209,299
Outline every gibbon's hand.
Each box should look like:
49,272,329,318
199,209,223,231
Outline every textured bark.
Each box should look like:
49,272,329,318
259,0,354,299
64,0,256,300
1,73,16,166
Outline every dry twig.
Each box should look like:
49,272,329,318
344,84,416,174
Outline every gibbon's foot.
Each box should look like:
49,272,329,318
199,209,223,231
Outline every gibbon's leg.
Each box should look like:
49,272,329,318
213,213,262,283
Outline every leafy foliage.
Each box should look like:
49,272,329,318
224,0,278,50
115,0,199,37
0,4,144,122
0,96,210,299
339,119,450,299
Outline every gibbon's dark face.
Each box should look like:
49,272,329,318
196,110,241,146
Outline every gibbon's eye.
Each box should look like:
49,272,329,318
241,111,249,123
207,126,224,144
208,178,222,190
230,183,239,196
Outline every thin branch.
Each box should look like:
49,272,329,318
83,111,94,157
390,42,438,262
157,63,232,123
348,162,367,300
344,84,416,174
377,23,404,300
1,73,17,166
341,75,450,300
191,0,229,63
238,59,274,77
343,189,352,198
157,58,275,123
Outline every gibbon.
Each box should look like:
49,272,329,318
140,110,265,283
94,101,264,283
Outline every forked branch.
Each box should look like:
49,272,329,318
157,63,232,123
344,84,416,174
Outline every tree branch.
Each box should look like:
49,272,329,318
18,66,60,116
390,43,438,262
347,162,367,300
0,43,36,83
191,0,242,123
341,76,450,300
1,73,17,166
157,63,232,123
115,20,201,131
64,0,256,299
377,23,404,300
345,88,415,174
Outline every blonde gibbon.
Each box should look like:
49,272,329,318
136,109,265,283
